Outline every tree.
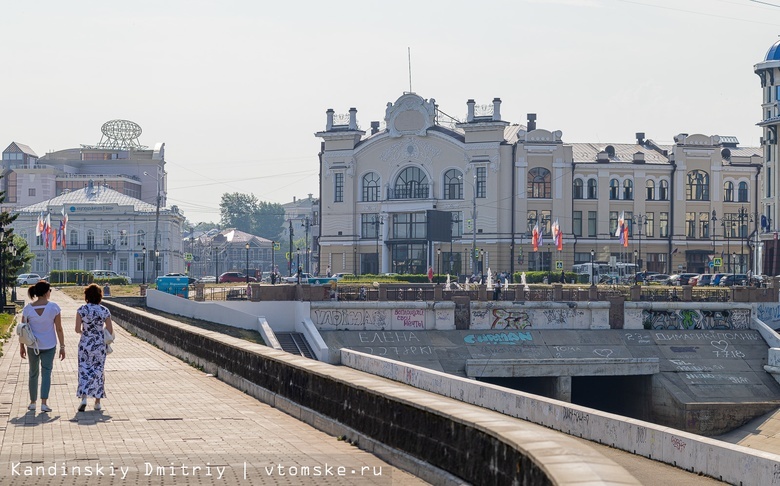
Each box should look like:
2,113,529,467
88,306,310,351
220,193,258,233
254,202,285,240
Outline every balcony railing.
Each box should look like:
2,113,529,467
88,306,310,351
59,244,117,252
387,184,430,200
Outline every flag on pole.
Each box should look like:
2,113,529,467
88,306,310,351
59,219,66,248
616,211,629,247
532,223,539,252
51,229,57,250
61,207,68,235
552,219,563,251
36,213,44,237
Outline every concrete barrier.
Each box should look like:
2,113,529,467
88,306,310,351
104,301,640,486
342,349,780,485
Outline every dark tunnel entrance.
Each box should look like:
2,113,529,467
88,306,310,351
478,374,654,421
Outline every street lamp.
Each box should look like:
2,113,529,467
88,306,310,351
0,231,5,304
732,251,736,300
737,206,752,274
459,174,479,279
711,210,718,274
142,246,146,285
9,242,16,303
245,243,250,284
374,215,382,275
590,249,595,285
633,214,647,272
437,248,441,284
143,170,163,286
271,241,276,285
722,217,732,273
154,250,160,282
296,247,301,273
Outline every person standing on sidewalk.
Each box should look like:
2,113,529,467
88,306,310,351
20,281,65,413
74,284,114,412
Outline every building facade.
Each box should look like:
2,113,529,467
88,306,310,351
316,93,762,278
188,228,273,280
15,184,185,281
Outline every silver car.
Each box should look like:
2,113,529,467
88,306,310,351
16,273,42,285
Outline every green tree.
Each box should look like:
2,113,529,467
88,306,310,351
220,193,258,233
254,201,285,240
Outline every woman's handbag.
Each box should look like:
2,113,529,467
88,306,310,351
103,327,115,354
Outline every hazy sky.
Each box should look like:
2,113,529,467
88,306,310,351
3,0,780,223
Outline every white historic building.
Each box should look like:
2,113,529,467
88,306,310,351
316,93,762,278
15,183,185,281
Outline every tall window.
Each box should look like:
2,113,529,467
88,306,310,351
646,213,655,237
738,182,749,203
392,213,426,239
119,230,128,246
588,211,597,237
527,167,551,198
450,211,463,238
699,212,710,238
686,170,710,201
362,172,380,202
476,167,486,198
573,211,582,236
87,230,95,249
685,212,696,238
361,213,380,238
587,179,598,199
444,169,463,200
609,179,619,200
623,180,633,200
646,180,655,200
334,173,344,202
609,211,619,236
394,167,429,199
70,231,78,246
573,179,583,199
137,230,145,247
103,229,112,246
724,181,734,202
660,212,669,237
659,180,669,200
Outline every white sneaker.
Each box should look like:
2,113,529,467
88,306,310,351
40,404,52,413
27,403,35,411
78,398,87,412
94,403,102,411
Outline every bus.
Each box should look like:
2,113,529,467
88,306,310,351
573,262,638,284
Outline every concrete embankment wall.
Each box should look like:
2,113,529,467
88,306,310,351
343,349,780,486
104,301,639,486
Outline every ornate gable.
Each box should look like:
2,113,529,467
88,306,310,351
384,93,435,138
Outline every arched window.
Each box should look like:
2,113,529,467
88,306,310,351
623,180,634,200
87,230,95,249
686,170,710,201
609,179,620,200
137,230,146,247
393,167,429,199
573,179,583,199
646,180,655,200
527,167,551,198
103,229,112,246
70,231,78,246
659,180,669,200
444,169,463,200
738,182,749,202
587,179,598,199
724,181,734,202
362,172,380,202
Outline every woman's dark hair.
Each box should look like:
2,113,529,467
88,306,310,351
28,281,51,299
84,283,103,305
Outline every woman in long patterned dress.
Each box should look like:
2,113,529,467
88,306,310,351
74,284,114,412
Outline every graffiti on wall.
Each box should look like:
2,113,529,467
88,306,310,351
491,309,531,330
313,309,389,329
642,308,750,330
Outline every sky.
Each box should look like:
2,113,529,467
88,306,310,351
3,0,780,223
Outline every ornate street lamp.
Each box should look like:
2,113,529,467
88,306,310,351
437,248,441,284
245,243,250,284
590,249,595,285
142,246,146,285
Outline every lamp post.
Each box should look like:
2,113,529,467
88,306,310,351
214,243,219,284
732,251,736,301
296,247,301,273
245,243,250,284
0,231,5,305
271,241,275,284
9,242,16,303
459,174,479,279
633,214,646,272
143,170,163,285
722,218,731,273
353,246,357,275
737,206,751,274
374,215,381,275
634,249,638,270
711,210,718,274
287,219,294,276
154,250,160,282
479,249,484,279
590,249,595,285
142,246,146,285
437,248,441,284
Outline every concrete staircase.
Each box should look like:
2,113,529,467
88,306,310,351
275,332,315,359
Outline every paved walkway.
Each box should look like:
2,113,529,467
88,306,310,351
0,290,428,485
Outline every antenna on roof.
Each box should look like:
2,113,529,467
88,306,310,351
408,47,413,93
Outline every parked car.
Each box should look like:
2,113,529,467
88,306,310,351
695,274,714,286
91,270,131,284
197,276,216,284
218,272,257,283
668,273,698,286
711,273,728,286
719,274,749,286
16,273,41,285
165,273,197,285
646,274,670,284
282,272,315,284
333,273,354,280
635,271,659,283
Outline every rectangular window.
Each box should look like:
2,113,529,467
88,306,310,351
361,213,380,239
450,211,463,238
573,211,582,237
68,258,78,270
52,259,61,270
476,167,486,198
646,213,654,238
120,231,128,246
28,188,35,197
334,173,344,203
769,167,773,198
609,211,618,237
686,212,696,238
540,210,551,235
588,211,597,237
392,213,427,239
119,258,128,273
625,211,634,236
660,212,669,238
136,258,144,272
699,212,710,238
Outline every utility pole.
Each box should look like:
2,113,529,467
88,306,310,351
288,219,294,276
304,216,310,274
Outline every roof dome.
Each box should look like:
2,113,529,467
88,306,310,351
766,40,780,61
